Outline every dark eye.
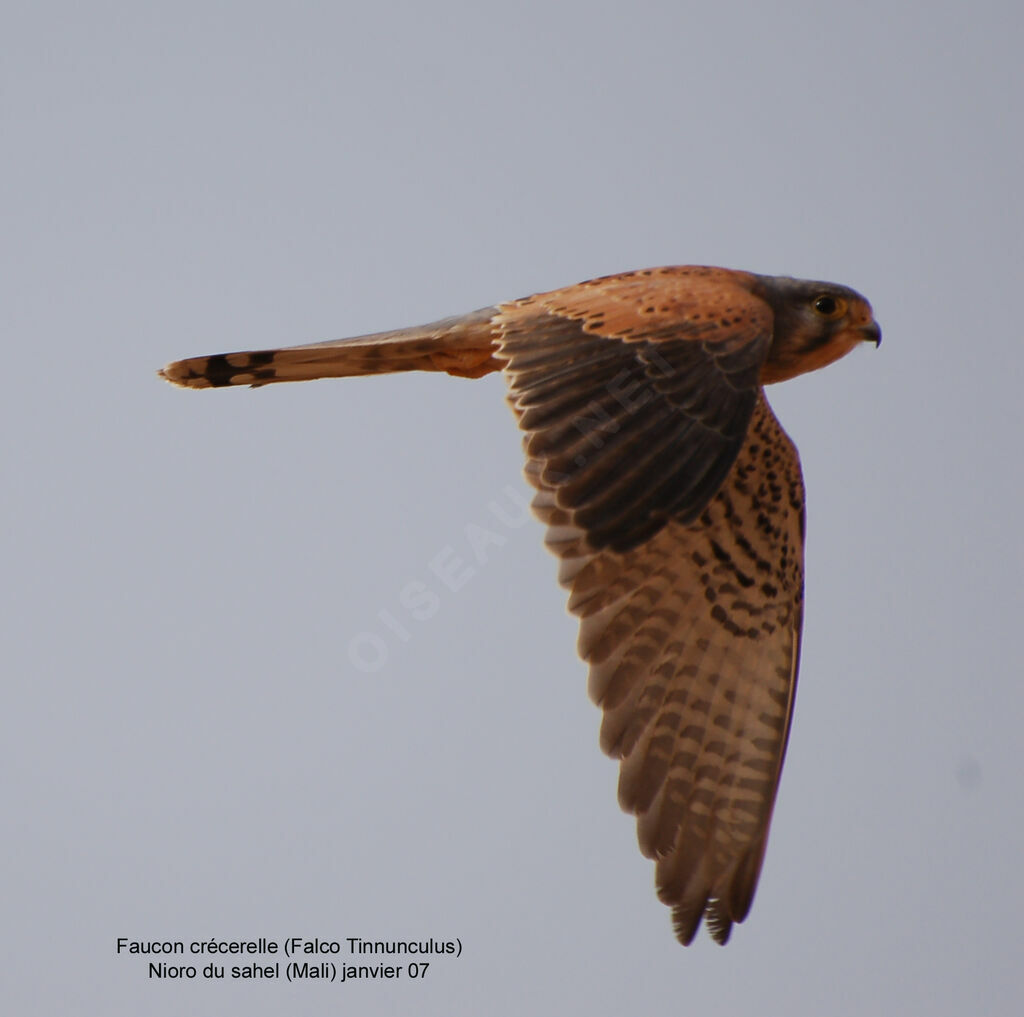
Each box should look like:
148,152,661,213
813,294,845,317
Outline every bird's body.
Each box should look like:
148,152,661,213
161,265,879,945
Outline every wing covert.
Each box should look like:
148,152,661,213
497,275,773,553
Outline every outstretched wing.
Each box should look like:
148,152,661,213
497,269,805,943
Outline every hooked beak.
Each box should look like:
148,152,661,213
860,321,882,347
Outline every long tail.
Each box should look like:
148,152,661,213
159,306,502,388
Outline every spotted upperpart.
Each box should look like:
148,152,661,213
160,266,879,394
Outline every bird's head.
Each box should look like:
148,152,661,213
754,275,880,384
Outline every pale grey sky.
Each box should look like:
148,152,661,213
4,1,1022,1014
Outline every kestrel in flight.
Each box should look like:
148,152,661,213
161,266,880,945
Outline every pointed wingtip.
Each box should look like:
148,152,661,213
671,903,704,946
704,899,734,945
